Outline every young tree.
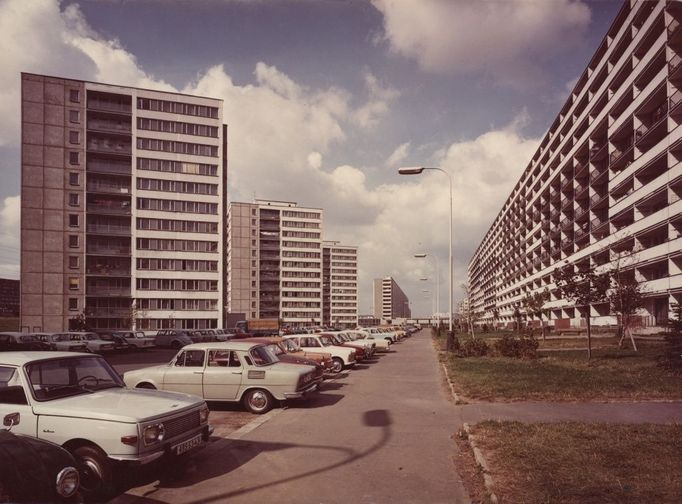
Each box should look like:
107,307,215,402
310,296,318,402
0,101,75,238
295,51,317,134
607,270,645,351
554,263,610,360
460,283,477,338
522,288,551,340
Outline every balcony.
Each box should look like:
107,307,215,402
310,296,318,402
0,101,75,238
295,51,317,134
635,103,668,148
86,307,131,317
669,15,682,44
86,224,131,236
561,197,573,210
561,239,574,251
87,159,131,176
87,140,132,156
87,119,131,135
610,138,634,166
87,100,131,115
589,165,608,184
86,286,131,296
86,267,131,276
589,142,608,162
560,218,573,231
87,202,131,215
87,182,131,195
575,206,589,221
575,227,589,241
574,161,589,179
87,245,131,256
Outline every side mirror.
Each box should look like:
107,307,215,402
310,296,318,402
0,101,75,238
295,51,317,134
3,412,20,429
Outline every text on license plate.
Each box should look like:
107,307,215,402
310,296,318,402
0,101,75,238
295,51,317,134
173,434,202,455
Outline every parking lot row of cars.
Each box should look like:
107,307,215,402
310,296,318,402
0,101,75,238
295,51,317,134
0,324,420,502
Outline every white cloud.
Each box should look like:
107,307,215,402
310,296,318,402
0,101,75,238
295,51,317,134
385,141,410,166
371,0,591,88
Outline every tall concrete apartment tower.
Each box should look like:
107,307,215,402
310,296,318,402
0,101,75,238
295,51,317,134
468,1,682,331
226,200,323,327
20,73,226,332
373,276,411,321
322,241,358,328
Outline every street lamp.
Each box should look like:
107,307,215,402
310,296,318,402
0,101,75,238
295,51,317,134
415,253,440,319
399,166,454,334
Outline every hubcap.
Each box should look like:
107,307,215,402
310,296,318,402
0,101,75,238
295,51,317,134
79,459,102,492
250,391,267,410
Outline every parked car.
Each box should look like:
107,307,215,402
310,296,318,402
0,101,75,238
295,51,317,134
336,331,376,357
154,329,195,349
123,341,321,414
112,330,156,350
278,337,337,375
347,330,391,352
96,331,132,352
239,337,328,379
0,429,80,502
215,329,237,342
360,327,397,343
32,333,88,353
0,332,51,352
283,334,356,374
0,352,211,499
321,332,368,361
53,332,116,353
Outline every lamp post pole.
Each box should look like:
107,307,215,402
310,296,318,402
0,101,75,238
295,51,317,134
400,167,454,335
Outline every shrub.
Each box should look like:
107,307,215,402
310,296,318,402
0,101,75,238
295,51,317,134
458,338,489,357
494,334,539,358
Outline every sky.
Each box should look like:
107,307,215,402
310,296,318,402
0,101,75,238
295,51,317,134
0,0,623,317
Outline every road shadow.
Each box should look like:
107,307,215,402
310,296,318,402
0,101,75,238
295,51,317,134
286,392,344,409
111,409,393,503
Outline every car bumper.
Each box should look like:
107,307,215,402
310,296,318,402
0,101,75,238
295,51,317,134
110,425,213,465
284,382,319,399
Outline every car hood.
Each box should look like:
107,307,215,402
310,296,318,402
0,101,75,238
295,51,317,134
32,387,203,423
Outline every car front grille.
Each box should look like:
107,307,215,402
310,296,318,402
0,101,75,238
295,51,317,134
164,410,200,440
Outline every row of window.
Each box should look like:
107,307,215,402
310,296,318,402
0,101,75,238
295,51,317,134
282,231,321,239
136,318,217,330
137,98,219,119
137,118,219,138
136,258,218,272
281,251,320,258
282,282,320,288
282,302,321,308
137,197,218,215
282,241,320,249
137,298,218,311
282,261,321,269
281,221,320,229
136,238,218,253
136,279,218,291
137,158,218,177
281,291,320,298
282,271,320,278
137,138,218,158
137,218,218,234
137,178,218,196
281,311,322,318
281,211,321,219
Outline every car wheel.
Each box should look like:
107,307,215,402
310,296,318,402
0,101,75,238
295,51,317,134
72,444,114,500
331,357,344,374
243,389,273,414
136,382,156,389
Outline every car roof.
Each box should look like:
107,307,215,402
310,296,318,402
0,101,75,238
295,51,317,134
181,341,261,351
0,351,93,366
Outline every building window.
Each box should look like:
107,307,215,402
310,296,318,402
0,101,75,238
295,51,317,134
69,131,80,144
68,235,79,248
68,193,79,206
69,278,79,290
251,281,256,287
251,250,256,257
251,240,256,246
69,89,80,103
69,172,80,186
68,298,78,311
251,260,256,267
252,209,257,216
251,301,256,308
251,312,256,318
68,152,80,165
68,256,79,269
68,214,79,227
69,110,80,123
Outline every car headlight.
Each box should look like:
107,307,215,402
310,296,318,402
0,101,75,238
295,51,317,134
199,406,210,424
56,467,79,498
143,423,166,446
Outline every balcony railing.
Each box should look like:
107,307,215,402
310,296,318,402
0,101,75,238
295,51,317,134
561,197,573,210
87,120,131,134
560,218,573,231
561,239,574,250
574,161,588,178
87,246,131,255
670,51,682,76
87,100,131,114
86,224,131,236
589,142,608,161
87,203,131,215
86,286,131,296
86,267,131,276
87,160,131,175
610,137,634,165
590,192,607,207
575,206,589,220
87,182,131,195
87,141,132,156
635,104,668,146
591,216,608,229
86,307,131,317
575,227,589,241
590,165,608,183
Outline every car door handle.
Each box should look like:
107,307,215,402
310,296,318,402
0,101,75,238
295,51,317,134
193,371,204,375
232,371,242,375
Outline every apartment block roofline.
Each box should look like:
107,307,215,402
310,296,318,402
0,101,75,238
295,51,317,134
20,71,224,103
468,0,631,261
245,198,323,211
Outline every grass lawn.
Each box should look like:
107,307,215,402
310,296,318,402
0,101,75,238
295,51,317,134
442,344,682,401
468,421,682,504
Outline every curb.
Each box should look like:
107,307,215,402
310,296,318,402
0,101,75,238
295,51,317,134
462,423,498,504
441,362,466,404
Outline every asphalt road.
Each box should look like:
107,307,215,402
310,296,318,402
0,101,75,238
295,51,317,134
110,332,471,504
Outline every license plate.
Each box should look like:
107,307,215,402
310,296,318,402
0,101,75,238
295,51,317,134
173,433,202,455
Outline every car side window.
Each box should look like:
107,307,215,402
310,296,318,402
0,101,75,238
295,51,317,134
175,350,205,367
208,350,231,367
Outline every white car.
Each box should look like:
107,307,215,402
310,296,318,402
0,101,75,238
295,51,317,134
112,331,156,350
347,330,390,352
0,352,211,499
336,331,376,356
283,334,356,373
54,332,116,353
123,342,321,414
32,333,88,353
361,327,398,343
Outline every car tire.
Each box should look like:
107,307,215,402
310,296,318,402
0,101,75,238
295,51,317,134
243,389,273,414
72,444,114,500
331,357,344,374
136,382,156,389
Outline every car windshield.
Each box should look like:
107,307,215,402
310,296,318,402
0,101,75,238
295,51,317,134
267,343,285,356
19,335,36,343
249,345,279,366
319,336,333,346
26,356,124,401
